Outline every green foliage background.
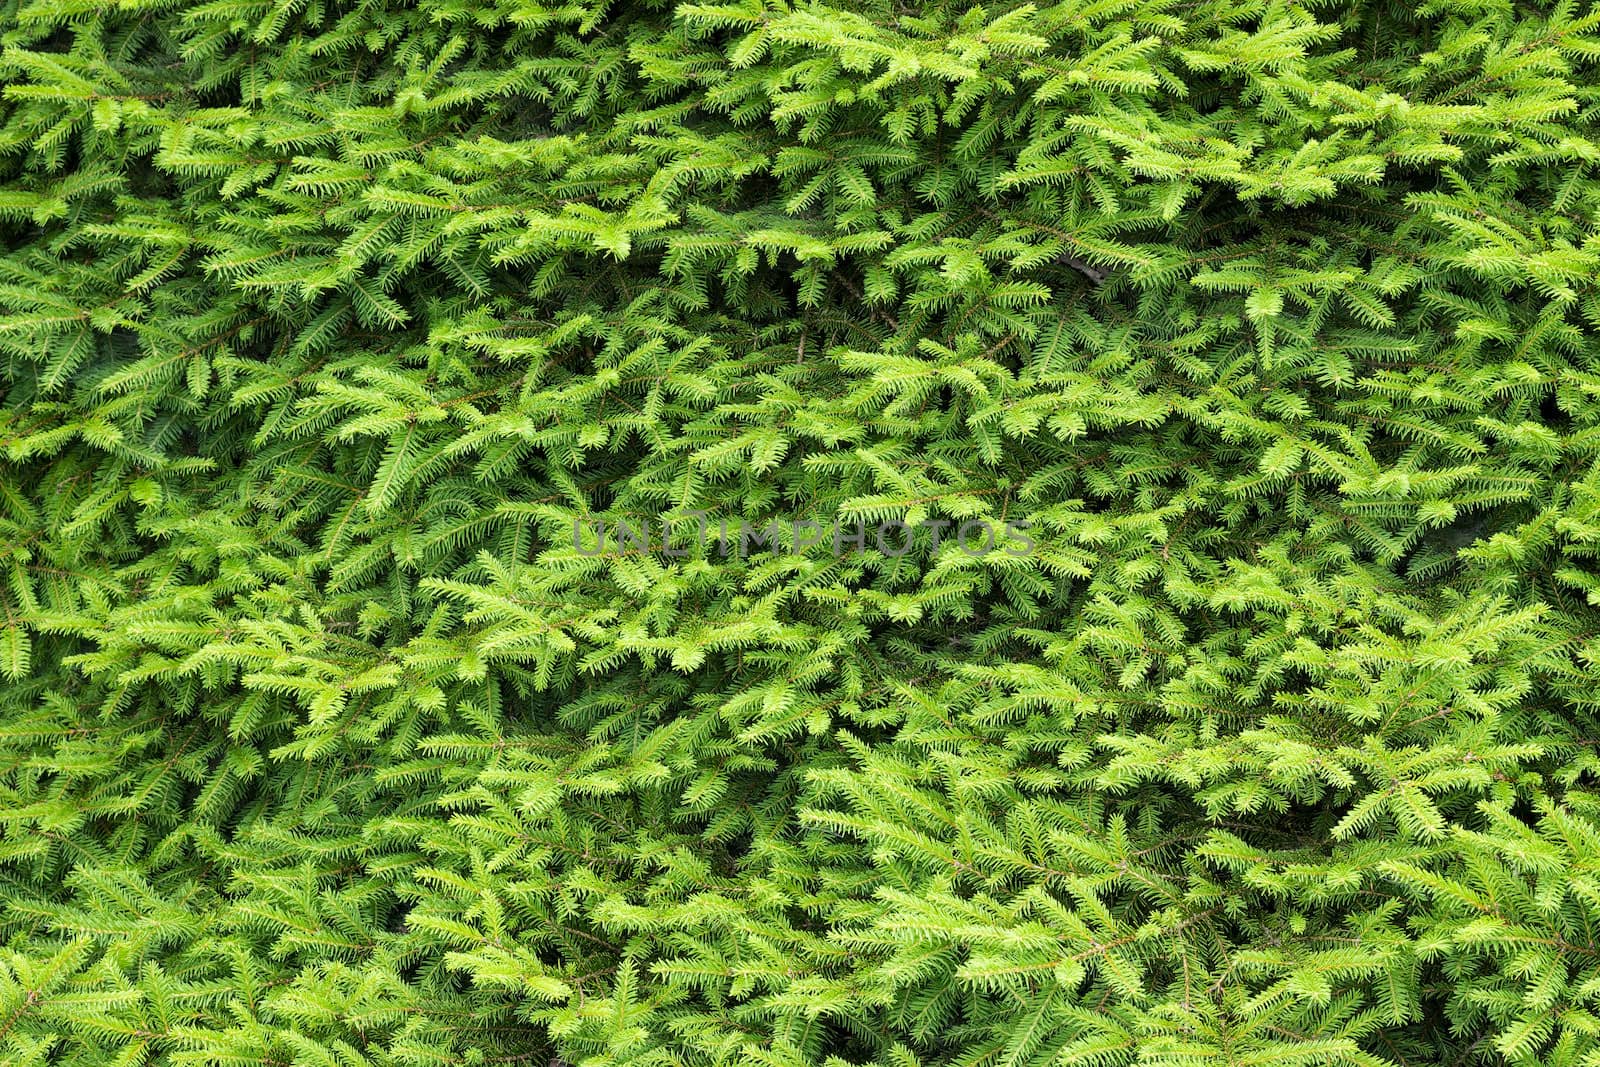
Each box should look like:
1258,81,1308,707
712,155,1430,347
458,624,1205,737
2,0,1600,1063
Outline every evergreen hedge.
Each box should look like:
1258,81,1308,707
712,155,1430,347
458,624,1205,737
3,0,1600,1063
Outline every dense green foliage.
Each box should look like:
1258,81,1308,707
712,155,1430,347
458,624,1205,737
3,0,1600,1063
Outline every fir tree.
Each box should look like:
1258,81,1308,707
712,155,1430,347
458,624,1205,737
2,0,1600,1064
